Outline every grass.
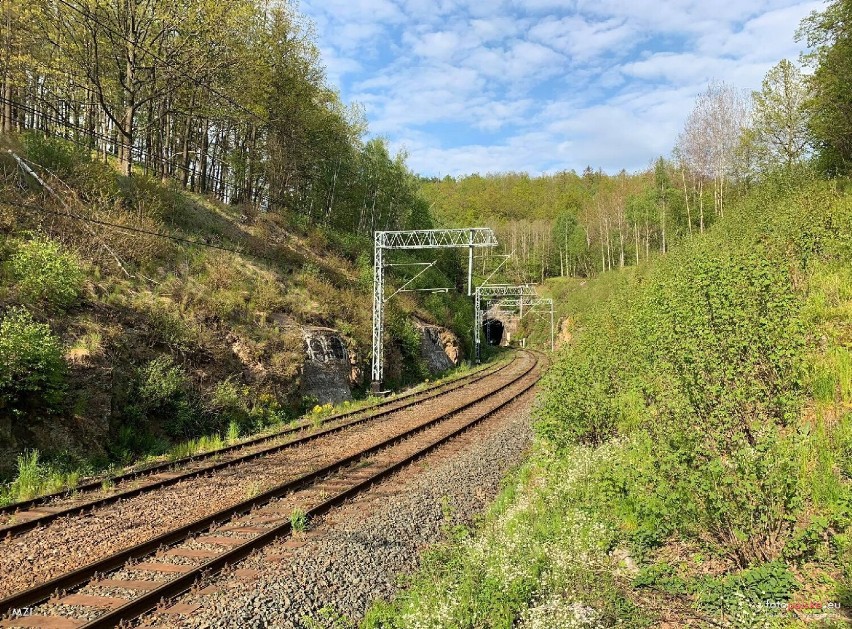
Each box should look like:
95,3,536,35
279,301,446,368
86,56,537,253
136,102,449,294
362,442,650,628
0,451,82,506
290,507,309,532
166,433,225,461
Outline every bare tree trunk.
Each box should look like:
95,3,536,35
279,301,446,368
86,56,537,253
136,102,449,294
1,2,9,133
199,118,210,193
119,25,136,178
680,167,693,235
180,99,197,188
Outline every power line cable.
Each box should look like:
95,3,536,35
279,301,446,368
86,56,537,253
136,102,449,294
7,198,274,259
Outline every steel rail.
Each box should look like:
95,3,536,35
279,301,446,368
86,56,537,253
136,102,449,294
82,353,545,629
0,358,515,537
0,352,538,617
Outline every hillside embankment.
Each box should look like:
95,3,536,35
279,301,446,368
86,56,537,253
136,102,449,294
364,172,852,627
0,134,469,487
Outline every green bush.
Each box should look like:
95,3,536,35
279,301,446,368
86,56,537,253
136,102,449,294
22,133,90,174
0,307,65,411
644,240,806,439
9,236,84,310
536,197,810,565
209,378,252,432
536,276,648,447
131,355,199,440
698,560,798,610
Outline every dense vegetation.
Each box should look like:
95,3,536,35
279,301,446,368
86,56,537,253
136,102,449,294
1,0,430,234
0,0,476,488
366,2,852,626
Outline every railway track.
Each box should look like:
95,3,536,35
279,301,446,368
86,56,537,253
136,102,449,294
0,351,543,628
0,356,515,537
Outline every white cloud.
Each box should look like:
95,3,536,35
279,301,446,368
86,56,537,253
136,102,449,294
299,0,828,175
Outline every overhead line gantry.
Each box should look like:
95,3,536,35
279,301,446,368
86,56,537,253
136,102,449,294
372,228,498,392
474,284,537,362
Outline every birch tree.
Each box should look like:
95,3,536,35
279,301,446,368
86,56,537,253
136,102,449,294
748,60,811,171
675,81,747,226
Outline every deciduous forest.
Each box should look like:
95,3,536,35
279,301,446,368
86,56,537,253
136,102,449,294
1,0,851,626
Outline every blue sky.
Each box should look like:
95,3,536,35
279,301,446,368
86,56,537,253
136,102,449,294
298,0,824,177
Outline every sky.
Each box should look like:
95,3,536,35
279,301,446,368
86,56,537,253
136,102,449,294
298,0,825,178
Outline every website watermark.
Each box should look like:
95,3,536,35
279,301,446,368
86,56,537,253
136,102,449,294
763,599,845,618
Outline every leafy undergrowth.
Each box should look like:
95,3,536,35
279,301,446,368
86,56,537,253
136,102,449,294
0,133,469,483
362,443,651,629
0,357,504,507
364,172,852,628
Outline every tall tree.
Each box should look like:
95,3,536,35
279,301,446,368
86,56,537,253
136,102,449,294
675,81,747,226
747,59,811,171
798,0,852,175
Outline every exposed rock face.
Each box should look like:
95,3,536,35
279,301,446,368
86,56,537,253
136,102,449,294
414,320,463,374
301,328,354,405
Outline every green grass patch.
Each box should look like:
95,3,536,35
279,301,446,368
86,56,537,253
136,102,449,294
362,443,650,628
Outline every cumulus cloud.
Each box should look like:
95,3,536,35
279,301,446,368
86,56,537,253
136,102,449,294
298,0,826,176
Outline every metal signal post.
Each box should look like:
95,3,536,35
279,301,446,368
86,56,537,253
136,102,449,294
372,228,498,392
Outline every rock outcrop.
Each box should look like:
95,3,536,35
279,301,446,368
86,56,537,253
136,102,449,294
301,328,354,405
414,319,463,374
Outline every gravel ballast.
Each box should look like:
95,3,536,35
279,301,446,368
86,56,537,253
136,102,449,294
0,357,533,601
147,388,538,628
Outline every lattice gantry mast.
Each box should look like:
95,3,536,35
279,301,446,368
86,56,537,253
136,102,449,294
372,228,498,391
517,297,555,352
474,285,537,362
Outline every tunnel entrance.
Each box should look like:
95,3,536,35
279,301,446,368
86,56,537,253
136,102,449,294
483,318,504,346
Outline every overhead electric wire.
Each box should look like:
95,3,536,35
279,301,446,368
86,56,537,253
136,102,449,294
6,198,270,259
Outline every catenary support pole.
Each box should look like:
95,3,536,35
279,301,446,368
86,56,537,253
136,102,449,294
371,228,498,390
467,229,474,296
371,232,385,393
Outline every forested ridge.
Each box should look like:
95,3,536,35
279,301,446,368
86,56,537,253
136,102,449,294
0,0,473,493
365,2,852,626
1,0,430,234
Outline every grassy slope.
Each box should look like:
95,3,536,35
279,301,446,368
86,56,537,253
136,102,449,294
363,174,852,628
0,133,466,488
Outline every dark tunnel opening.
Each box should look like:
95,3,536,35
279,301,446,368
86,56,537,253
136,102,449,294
483,318,504,346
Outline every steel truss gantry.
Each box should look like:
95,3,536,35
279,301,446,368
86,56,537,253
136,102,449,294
372,228,498,390
477,294,555,354
474,285,537,362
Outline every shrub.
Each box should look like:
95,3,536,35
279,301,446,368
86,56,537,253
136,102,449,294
9,236,84,310
0,307,65,412
536,276,648,447
133,355,199,439
22,133,90,174
387,313,429,384
209,378,252,432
